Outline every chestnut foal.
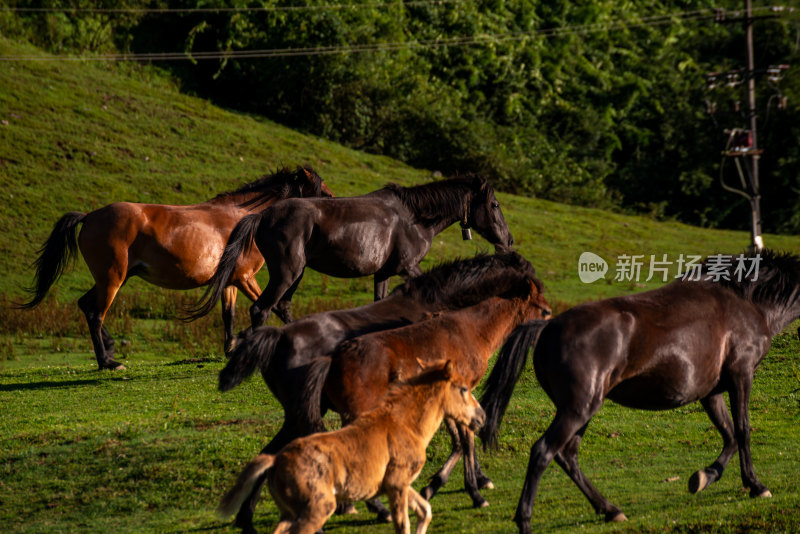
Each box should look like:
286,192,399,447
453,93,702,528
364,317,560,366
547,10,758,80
219,360,485,534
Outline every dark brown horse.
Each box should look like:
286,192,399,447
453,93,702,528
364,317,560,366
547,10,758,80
305,266,550,511
18,166,333,370
216,252,548,532
218,360,485,534
192,175,514,326
479,250,800,534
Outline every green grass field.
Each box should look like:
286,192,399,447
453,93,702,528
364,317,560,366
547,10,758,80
1,37,800,533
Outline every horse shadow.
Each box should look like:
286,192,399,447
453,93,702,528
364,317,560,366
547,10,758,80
0,378,101,392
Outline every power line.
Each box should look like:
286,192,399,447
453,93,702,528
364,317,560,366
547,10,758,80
2,0,462,14
0,6,789,62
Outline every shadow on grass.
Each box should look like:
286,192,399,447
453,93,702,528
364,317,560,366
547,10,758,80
0,378,101,391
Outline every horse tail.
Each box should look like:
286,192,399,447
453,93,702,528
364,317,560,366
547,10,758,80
479,319,548,449
218,327,281,392
186,213,262,321
302,354,334,434
218,453,275,518
18,212,86,309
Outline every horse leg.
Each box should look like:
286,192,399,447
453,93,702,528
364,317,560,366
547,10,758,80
473,447,494,490
221,286,238,354
728,372,771,498
459,425,489,508
688,393,738,494
250,275,298,328
235,421,304,533
274,271,304,324
463,421,493,490
385,485,411,534
100,325,115,358
78,285,124,370
421,418,462,501
515,409,599,534
365,498,392,523
374,274,390,301
407,487,433,534
552,424,625,522
227,276,263,354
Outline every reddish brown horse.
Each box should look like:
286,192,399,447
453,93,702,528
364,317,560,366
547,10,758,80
306,269,551,510
18,166,333,370
479,250,800,534
218,252,548,531
218,360,485,534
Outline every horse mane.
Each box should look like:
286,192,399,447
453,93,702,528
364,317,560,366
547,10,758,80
379,363,451,406
393,251,543,308
698,249,800,314
381,175,489,224
211,165,325,205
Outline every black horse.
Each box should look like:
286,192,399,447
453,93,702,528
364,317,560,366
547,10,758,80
218,252,546,533
191,175,514,326
480,249,800,534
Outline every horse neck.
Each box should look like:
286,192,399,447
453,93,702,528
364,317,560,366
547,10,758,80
401,187,469,235
459,297,530,355
380,381,448,446
360,381,447,454
762,293,800,336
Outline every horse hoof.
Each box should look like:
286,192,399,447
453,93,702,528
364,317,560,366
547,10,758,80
606,512,627,522
335,502,358,515
754,489,772,498
376,510,392,523
420,487,433,501
480,480,495,490
688,470,709,494
474,498,489,509
100,361,126,371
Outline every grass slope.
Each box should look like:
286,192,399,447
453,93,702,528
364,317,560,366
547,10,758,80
1,37,799,534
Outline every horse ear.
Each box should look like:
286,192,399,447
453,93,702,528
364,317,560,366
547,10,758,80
443,360,454,380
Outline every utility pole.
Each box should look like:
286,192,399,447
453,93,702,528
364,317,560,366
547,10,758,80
744,0,762,251
705,2,790,252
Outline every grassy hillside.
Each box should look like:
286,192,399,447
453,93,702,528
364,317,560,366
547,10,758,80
1,33,798,362
2,36,799,306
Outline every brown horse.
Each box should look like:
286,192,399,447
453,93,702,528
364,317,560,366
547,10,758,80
218,252,549,531
18,166,333,370
306,269,551,510
218,360,486,534
479,249,800,534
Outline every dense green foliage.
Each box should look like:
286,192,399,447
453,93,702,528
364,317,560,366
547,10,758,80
2,0,798,231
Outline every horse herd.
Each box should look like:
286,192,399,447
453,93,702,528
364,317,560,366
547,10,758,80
19,166,800,534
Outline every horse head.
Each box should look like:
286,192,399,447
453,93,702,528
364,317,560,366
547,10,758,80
493,251,552,321
466,177,514,253
297,165,334,198
427,359,486,433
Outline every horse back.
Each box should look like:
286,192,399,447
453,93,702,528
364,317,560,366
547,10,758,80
273,420,393,503
536,281,770,411
258,195,419,278
79,201,259,288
